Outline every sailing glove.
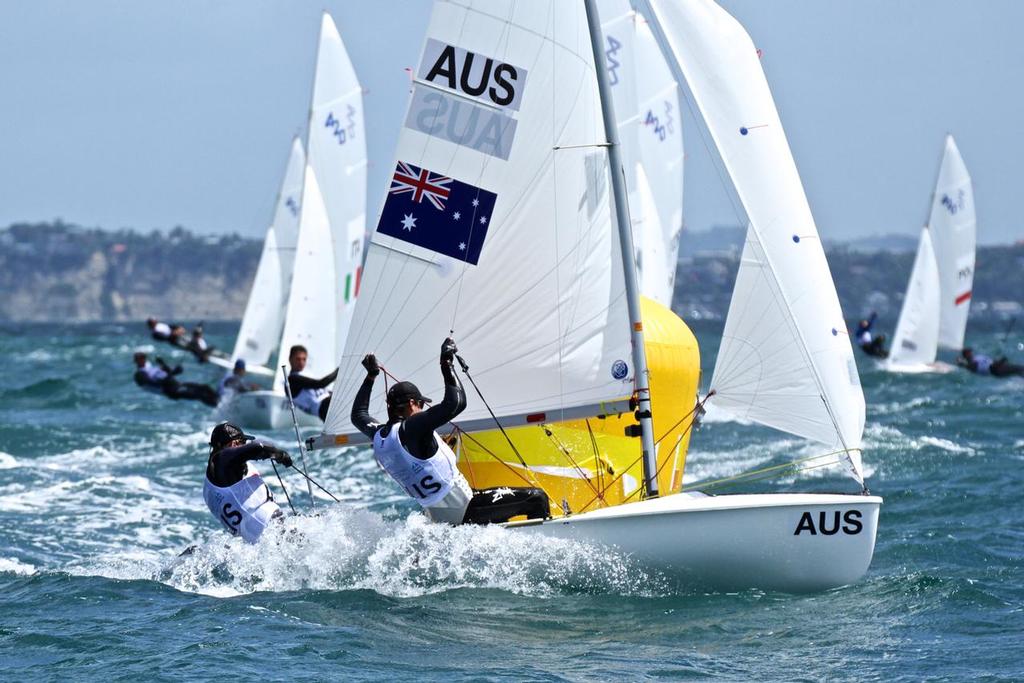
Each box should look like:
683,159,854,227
361,354,380,378
269,448,293,468
441,338,458,364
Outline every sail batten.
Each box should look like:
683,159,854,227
645,0,865,482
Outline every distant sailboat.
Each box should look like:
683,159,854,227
882,135,975,373
309,0,879,592
600,0,685,305
208,137,305,379
221,13,366,430
930,135,976,351
883,228,950,372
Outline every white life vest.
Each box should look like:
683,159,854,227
373,424,472,523
291,373,329,416
974,354,994,374
140,362,168,383
203,467,280,543
857,329,872,345
153,322,171,337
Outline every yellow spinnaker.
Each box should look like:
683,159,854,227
455,297,700,516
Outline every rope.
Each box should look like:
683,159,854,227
680,448,861,494
539,424,605,503
457,428,542,489
270,460,296,514
454,354,530,470
287,463,342,503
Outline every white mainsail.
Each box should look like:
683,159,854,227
272,13,366,392
308,13,368,363
320,0,633,443
230,137,305,369
599,0,684,306
646,0,865,482
928,134,975,350
887,228,941,368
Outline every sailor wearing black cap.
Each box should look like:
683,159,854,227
203,422,293,542
352,338,550,525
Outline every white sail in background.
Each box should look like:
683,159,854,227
928,135,975,350
599,0,684,306
647,0,865,481
230,137,305,368
274,170,336,391
308,13,368,362
321,0,633,442
888,228,941,368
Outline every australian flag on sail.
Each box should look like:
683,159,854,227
376,161,497,266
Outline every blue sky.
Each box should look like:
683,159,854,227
0,1,1021,244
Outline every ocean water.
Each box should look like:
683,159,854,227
1,320,1022,681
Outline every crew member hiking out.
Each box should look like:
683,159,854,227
957,347,1024,378
132,352,219,407
146,317,187,347
203,422,293,543
854,312,888,358
287,345,337,421
352,338,551,525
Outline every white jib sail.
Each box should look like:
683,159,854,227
928,134,975,350
647,0,865,482
273,169,336,392
320,0,634,443
599,0,684,307
308,13,368,363
888,228,941,368
230,137,305,368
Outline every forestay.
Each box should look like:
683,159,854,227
928,135,975,350
308,13,368,362
230,137,305,368
646,0,865,482
888,228,941,368
319,0,633,444
599,0,684,307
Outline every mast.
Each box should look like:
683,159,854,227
584,0,660,498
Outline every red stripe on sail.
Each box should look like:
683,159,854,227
354,267,361,297
955,291,972,306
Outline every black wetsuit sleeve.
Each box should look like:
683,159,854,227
400,361,466,459
156,358,182,376
206,441,280,487
351,376,383,438
288,368,339,395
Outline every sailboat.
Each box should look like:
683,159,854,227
882,228,949,372
309,0,879,592
208,137,305,380
929,135,976,351
220,13,367,430
882,135,975,373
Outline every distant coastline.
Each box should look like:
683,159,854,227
1,220,1021,324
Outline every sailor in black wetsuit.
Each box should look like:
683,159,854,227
146,317,187,348
132,352,219,407
352,338,550,525
287,345,338,421
958,348,1024,378
203,422,292,542
855,313,888,358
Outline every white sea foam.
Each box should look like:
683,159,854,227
154,506,663,599
0,557,37,576
0,452,18,469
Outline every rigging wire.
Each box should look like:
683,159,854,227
270,460,297,514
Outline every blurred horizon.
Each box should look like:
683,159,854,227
1,1,1022,244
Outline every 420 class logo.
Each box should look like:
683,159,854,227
940,189,967,216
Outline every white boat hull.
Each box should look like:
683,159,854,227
218,390,322,430
207,355,276,378
880,360,956,374
511,492,881,593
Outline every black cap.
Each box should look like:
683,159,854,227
386,381,432,406
209,422,255,451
